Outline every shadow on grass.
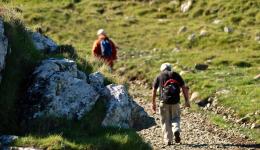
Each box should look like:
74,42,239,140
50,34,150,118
16,99,152,150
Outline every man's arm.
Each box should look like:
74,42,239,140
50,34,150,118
181,86,190,107
152,87,157,113
92,40,100,57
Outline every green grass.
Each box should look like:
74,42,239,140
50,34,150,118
0,17,43,134
0,0,260,147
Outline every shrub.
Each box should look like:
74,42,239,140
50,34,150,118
234,61,252,68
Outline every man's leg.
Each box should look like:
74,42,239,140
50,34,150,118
171,104,181,143
159,102,173,145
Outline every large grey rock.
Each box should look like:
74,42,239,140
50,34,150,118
0,135,18,145
89,72,105,92
31,32,58,53
130,100,155,130
180,0,193,13
0,19,8,83
27,58,99,120
102,84,132,128
102,84,154,129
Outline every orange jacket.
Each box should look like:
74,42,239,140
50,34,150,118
92,35,117,60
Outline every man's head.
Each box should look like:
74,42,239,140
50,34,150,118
97,29,106,36
160,63,172,72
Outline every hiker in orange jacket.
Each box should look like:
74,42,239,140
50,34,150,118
92,29,117,69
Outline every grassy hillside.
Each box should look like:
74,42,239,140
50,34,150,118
1,0,260,146
0,7,149,150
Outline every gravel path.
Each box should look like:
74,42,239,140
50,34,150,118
129,83,259,150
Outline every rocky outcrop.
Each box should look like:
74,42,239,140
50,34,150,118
27,58,152,129
0,19,8,83
195,63,208,70
181,0,193,13
31,32,58,53
102,84,132,128
89,72,105,92
27,58,99,120
0,135,18,146
102,84,154,129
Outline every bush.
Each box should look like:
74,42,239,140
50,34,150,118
234,61,252,68
230,15,243,24
154,13,167,19
192,9,204,18
0,20,43,133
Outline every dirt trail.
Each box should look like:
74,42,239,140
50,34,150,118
129,82,259,150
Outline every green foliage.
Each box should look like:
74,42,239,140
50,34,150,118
0,19,43,134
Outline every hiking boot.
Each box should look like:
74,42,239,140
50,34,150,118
174,131,181,143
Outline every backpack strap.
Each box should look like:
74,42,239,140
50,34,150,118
163,79,179,87
163,71,179,87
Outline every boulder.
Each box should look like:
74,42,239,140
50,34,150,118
0,135,18,145
195,63,208,70
102,84,154,129
188,33,196,41
177,26,187,34
190,92,200,101
172,47,181,52
0,19,8,83
31,32,58,53
251,120,260,129
197,98,210,107
199,29,208,37
224,26,233,33
216,89,230,95
130,100,155,130
26,58,152,129
27,58,99,120
179,70,189,76
212,19,222,24
254,74,260,80
89,72,105,92
236,116,250,124
181,0,193,13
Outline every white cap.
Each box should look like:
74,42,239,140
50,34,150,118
97,29,106,36
160,63,172,71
